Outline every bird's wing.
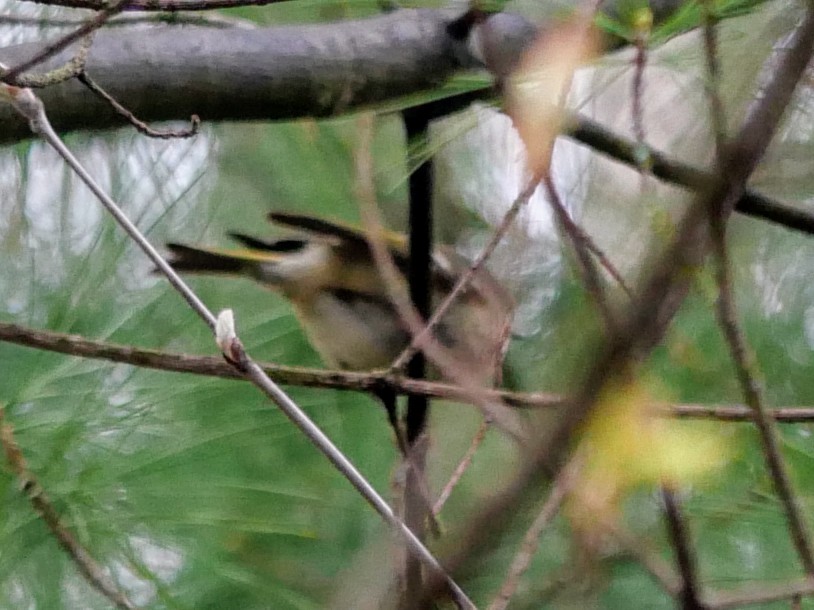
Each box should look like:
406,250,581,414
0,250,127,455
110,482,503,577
268,212,408,253
228,233,308,253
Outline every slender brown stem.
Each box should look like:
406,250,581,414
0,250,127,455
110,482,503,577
488,458,576,610
700,0,727,158
17,0,293,11
567,114,814,236
711,219,814,575
662,486,705,609
0,408,136,610
427,9,814,603
8,321,814,421
390,176,540,371
0,12,249,28
604,518,682,597
631,16,648,158
2,0,128,84
77,71,200,139
433,419,489,516
544,174,617,332
11,31,95,88
705,577,814,609
353,115,526,442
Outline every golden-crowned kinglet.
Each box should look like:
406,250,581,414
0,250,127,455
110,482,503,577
167,213,514,378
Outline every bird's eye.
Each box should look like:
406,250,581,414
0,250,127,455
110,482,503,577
270,239,308,252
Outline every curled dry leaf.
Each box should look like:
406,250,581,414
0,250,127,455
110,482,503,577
506,17,601,177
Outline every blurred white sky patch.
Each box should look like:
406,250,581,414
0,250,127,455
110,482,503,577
0,129,217,323
117,535,185,606
433,1,805,337
0,0,77,46
58,534,184,608
7,577,34,610
435,104,589,336
439,104,587,237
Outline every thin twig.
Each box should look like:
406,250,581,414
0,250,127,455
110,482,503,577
544,174,617,331
662,486,705,609
78,71,200,139
0,319,557,407
488,457,577,610
668,404,814,422
0,12,251,28
705,577,814,609
9,90,216,328
432,419,489,516
427,8,814,603
2,0,128,84
573,222,634,299
700,0,727,159
0,408,136,610
14,31,95,88
9,321,814,421
351,113,449,553
566,114,814,236
3,84,476,610
18,0,293,11
352,114,526,443
631,10,649,166
711,216,814,574
390,176,540,371
603,515,682,597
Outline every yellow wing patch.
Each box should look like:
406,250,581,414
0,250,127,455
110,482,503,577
200,246,287,263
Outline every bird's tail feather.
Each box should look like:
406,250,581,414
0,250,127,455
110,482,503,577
165,243,253,275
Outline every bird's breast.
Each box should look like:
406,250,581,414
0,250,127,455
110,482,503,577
292,289,408,370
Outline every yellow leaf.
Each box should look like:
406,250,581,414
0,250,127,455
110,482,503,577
567,377,729,532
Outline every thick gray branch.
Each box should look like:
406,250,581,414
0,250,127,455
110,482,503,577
0,10,482,141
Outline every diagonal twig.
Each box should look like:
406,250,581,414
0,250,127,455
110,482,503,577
705,576,814,609
662,486,705,609
13,31,96,89
0,407,136,610
425,8,814,602
433,419,489,516
702,0,814,581
77,71,200,139
700,0,727,159
18,0,294,10
488,456,578,610
544,174,618,332
2,0,128,84
2,83,476,610
352,114,526,443
0,12,251,28
710,215,814,574
390,176,540,372
567,114,814,236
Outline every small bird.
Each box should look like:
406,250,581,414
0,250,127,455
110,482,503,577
165,212,514,379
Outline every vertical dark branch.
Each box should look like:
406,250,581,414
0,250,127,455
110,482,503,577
401,106,434,610
403,108,433,443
